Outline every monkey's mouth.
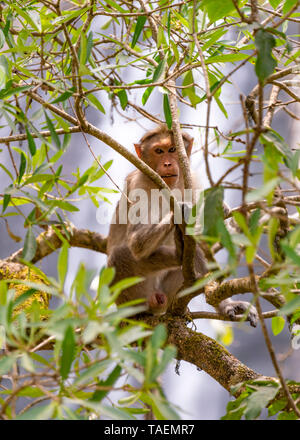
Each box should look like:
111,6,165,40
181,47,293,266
161,174,178,178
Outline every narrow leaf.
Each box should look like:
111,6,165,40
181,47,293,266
25,127,36,156
58,242,69,289
44,111,61,150
86,93,106,113
91,365,122,402
22,227,37,262
60,326,76,380
163,94,172,129
18,152,26,183
131,15,147,49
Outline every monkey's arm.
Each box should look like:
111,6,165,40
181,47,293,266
107,243,181,277
137,245,181,274
127,212,174,259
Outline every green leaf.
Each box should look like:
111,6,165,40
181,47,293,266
104,0,127,13
151,324,167,350
153,57,166,83
216,218,236,265
281,243,300,266
0,29,4,50
271,316,286,336
99,266,116,288
13,288,37,309
282,0,298,14
163,94,172,129
0,355,16,375
23,174,54,185
91,365,122,402
80,34,87,65
21,353,36,373
203,187,224,237
18,152,27,183
182,70,202,107
206,53,249,64
142,57,166,105
131,15,147,49
44,111,61,150
2,193,11,213
0,164,14,181
150,345,176,382
54,200,79,212
260,131,296,175
147,391,180,420
25,127,36,156
16,403,54,420
73,359,112,386
51,88,74,104
222,394,247,420
142,86,154,106
269,0,281,7
58,243,69,289
202,0,236,22
255,29,277,82
86,93,106,114
268,399,287,417
60,326,76,380
22,227,37,262
11,5,40,31
278,411,298,420
0,85,32,99
245,178,280,203
279,296,300,316
244,386,279,420
117,89,128,110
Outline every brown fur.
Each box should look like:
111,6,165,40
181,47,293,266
107,127,258,325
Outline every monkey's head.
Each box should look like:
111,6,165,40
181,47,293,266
134,126,193,188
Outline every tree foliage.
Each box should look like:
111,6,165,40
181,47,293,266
0,0,300,420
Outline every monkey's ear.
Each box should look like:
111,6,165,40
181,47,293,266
186,138,194,156
134,143,142,158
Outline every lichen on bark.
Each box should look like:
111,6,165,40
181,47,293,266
0,261,50,315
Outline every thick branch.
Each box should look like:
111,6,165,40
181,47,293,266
205,278,285,309
6,226,107,264
6,227,286,312
165,317,263,391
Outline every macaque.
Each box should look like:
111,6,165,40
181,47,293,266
107,126,258,326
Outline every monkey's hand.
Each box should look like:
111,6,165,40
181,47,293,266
217,298,258,327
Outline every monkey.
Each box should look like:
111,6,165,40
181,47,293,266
106,126,258,327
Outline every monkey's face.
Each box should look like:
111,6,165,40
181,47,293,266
145,135,180,188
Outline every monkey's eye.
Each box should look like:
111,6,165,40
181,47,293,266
169,147,176,153
155,148,164,154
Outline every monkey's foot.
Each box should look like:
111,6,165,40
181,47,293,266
218,299,258,327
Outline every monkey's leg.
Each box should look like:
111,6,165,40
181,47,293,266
160,267,258,326
217,298,258,327
107,245,181,315
160,268,184,311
